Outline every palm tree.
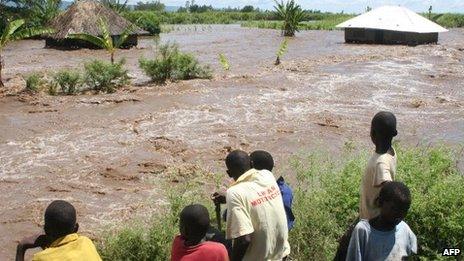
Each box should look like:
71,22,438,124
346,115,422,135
0,19,53,87
274,0,306,37
68,18,133,64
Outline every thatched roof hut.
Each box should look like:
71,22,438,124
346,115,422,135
45,0,147,49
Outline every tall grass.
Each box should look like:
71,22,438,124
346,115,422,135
98,145,464,260
242,14,355,31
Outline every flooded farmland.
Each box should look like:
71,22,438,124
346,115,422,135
0,25,463,259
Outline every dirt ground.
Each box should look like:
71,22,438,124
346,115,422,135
0,25,463,259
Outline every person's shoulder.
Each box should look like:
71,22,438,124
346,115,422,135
201,241,228,252
397,221,416,235
354,219,371,233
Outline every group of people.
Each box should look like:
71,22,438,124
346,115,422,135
15,111,418,261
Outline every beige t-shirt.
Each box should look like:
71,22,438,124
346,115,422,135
226,169,290,261
360,148,397,220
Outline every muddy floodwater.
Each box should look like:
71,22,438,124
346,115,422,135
0,25,463,259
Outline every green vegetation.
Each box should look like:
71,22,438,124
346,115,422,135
274,0,306,37
242,14,355,31
100,0,128,13
218,53,230,71
0,19,53,87
124,11,161,35
68,18,134,64
98,145,463,260
139,43,212,84
275,38,288,65
433,13,464,28
54,69,82,95
25,73,43,93
84,59,129,93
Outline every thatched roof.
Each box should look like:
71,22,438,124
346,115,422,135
47,0,147,39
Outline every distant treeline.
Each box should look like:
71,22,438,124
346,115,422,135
1,0,464,35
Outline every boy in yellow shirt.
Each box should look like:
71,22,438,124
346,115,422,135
15,200,101,261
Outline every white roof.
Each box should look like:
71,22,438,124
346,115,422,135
336,6,448,33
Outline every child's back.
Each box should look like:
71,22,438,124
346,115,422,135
171,235,228,261
32,234,101,261
346,220,416,261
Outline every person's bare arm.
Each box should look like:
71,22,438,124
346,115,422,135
231,234,252,261
15,234,48,261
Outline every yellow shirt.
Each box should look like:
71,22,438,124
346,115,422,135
32,233,102,261
360,148,397,220
226,169,290,261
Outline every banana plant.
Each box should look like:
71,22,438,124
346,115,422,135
275,38,288,65
0,19,54,88
274,0,306,37
68,18,134,64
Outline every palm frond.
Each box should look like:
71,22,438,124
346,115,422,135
1,19,25,47
114,24,135,48
98,18,113,50
68,33,107,49
12,27,55,41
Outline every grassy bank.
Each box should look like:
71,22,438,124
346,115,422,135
241,15,354,31
98,145,464,260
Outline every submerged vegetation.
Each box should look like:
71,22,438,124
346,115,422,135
97,145,464,260
84,59,129,93
0,19,53,87
140,43,212,84
274,0,306,37
69,18,134,64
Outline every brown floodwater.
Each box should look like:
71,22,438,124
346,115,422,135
0,25,463,259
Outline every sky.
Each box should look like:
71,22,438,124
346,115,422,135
128,0,464,13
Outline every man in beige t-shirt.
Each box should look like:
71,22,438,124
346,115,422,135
360,111,398,220
214,150,290,261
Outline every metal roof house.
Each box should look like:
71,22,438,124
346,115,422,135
336,6,448,45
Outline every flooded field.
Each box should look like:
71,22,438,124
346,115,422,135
0,25,463,259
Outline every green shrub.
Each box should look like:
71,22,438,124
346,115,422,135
123,11,161,34
84,59,129,93
54,70,82,95
48,82,58,96
435,13,464,28
25,73,43,93
289,145,464,260
139,43,212,84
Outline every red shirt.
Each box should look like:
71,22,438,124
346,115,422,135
171,235,229,261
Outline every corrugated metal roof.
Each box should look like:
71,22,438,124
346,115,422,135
336,6,448,33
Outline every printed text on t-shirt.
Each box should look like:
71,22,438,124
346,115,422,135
250,186,280,207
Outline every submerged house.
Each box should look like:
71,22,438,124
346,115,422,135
45,0,147,49
336,6,448,45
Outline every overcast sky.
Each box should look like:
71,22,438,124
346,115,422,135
128,0,464,13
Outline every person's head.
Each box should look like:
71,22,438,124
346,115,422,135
377,181,411,226
225,150,251,180
250,150,274,172
179,204,210,245
370,111,397,145
44,200,78,240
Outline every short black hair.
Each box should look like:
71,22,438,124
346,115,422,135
378,182,411,210
371,111,398,138
44,200,77,238
250,150,274,171
225,150,251,174
180,204,210,240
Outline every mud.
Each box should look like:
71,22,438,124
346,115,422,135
1,25,464,259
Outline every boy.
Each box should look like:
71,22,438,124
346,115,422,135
346,181,417,260
213,150,290,261
360,111,398,220
250,150,295,230
171,204,229,261
16,200,101,261
335,111,398,260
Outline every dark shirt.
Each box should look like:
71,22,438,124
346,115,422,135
277,176,295,230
